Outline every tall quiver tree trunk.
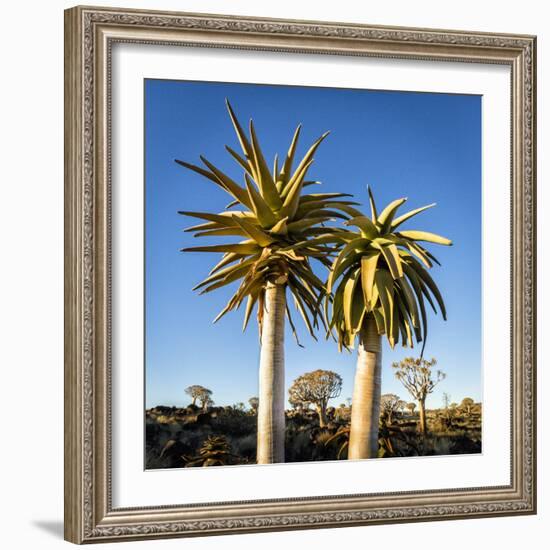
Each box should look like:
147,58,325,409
348,318,382,459
418,398,427,435
257,282,286,464
316,403,328,428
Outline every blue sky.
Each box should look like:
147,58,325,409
145,79,481,410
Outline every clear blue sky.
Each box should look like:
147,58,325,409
145,79,481,410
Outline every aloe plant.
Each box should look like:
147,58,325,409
176,101,355,463
325,187,451,459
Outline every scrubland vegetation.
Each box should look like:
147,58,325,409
146,374,481,469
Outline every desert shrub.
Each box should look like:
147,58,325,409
450,434,481,454
229,433,256,460
184,435,238,467
145,401,481,467
210,410,256,436
285,430,313,462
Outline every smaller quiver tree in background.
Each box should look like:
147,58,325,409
288,369,342,427
392,357,445,434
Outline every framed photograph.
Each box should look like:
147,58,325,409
64,5,537,544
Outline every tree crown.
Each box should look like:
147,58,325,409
288,369,342,406
392,357,446,401
325,187,451,352
177,100,356,344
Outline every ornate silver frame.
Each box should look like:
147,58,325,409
64,5,537,544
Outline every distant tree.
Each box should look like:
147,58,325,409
460,397,475,417
288,393,308,412
345,397,352,408
380,394,401,425
248,397,259,413
397,400,407,415
234,402,246,412
185,385,209,407
288,370,342,427
392,357,446,435
442,392,451,409
406,402,416,415
201,395,214,411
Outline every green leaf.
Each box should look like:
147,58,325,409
279,160,314,220
225,100,255,173
408,257,447,319
331,238,371,280
199,155,252,209
244,174,278,228
279,124,302,187
397,275,420,329
299,193,354,202
182,242,260,255
396,298,414,347
391,203,436,230
398,230,452,246
270,216,289,235
343,268,360,332
372,308,385,335
379,243,404,279
286,303,304,347
360,253,379,308
242,293,258,332
345,216,379,239
193,256,258,291
208,252,245,275
302,208,348,221
288,281,317,339
175,159,219,184
403,261,437,314
179,211,240,228
200,262,255,294
194,228,247,238
367,186,378,224
350,284,366,333
404,241,433,268
290,131,329,188
273,154,279,181
374,269,394,337
248,120,283,210
287,234,347,252
232,215,275,247
377,197,407,231
286,217,333,233
225,145,254,177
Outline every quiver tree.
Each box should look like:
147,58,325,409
325,187,451,459
177,100,354,464
198,389,213,411
288,370,342,427
406,402,416,415
392,357,446,434
289,393,310,412
460,397,475,417
380,394,401,425
185,385,209,407
248,397,259,413
397,400,407,417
